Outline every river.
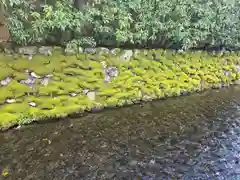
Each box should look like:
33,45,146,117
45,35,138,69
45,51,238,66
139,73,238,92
1,87,240,180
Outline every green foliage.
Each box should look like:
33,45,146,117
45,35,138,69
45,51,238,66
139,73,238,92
4,0,240,49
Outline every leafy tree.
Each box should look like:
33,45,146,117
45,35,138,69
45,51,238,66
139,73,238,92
3,0,240,50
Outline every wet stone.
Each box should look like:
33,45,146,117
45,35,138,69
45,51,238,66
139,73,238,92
83,88,90,94
40,77,49,86
28,102,37,107
5,98,16,103
97,47,110,55
20,76,36,88
87,91,95,101
84,48,96,54
103,66,119,83
17,46,38,55
0,77,12,86
28,55,33,61
45,74,53,78
69,92,78,97
105,67,119,77
30,72,41,79
64,47,76,55
110,48,121,55
119,50,133,61
78,47,83,53
235,65,240,73
133,49,140,58
224,70,230,77
104,75,111,83
38,46,52,56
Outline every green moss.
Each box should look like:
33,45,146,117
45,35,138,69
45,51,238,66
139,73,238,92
203,74,220,84
88,60,103,68
124,76,143,84
34,65,55,76
8,59,29,71
31,55,51,63
98,89,120,97
0,113,18,130
139,86,157,99
1,49,240,130
190,79,201,86
52,72,68,80
24,96,42,103
10,58,47,72
0,87,14,103
1,103,29,113
223,65,232,71
132,68,146,75
35,97,62,110
78,81,95,89
154,89,165,98
229,72,237,81
105,97,119,107
52,76,61,81
7,80,34,97
91,69,104,77
170,87,181,96
0,67,14,79
75,99,95,111
112,92,133,99
19,108,44,123
177,72,190,81
47,106,78,117
63,68,85,76
38,84,65,96
0,55,14,66
77,61,92,70
51,81,81,93
85,76,101,83
13,72,29,81
63,96,90,106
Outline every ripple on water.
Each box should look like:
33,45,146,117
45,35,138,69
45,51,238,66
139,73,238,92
1,87,240,179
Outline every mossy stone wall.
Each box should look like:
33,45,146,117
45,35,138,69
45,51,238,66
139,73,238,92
0,49,240,130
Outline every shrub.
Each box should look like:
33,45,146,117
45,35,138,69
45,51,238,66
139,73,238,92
3,0,240,50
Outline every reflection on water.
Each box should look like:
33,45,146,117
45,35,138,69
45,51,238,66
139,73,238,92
1,87,240,179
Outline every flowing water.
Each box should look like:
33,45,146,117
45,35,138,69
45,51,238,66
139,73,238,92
1,87,240,180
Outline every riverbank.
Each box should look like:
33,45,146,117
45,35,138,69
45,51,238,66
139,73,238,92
0,48,240,130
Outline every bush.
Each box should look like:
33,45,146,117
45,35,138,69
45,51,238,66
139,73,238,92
3,0,240,50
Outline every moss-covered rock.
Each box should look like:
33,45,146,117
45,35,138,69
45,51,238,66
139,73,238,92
1,49,240,130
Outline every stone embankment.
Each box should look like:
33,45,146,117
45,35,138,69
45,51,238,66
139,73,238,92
0,46,240,130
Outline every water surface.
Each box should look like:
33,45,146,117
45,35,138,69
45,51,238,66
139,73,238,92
1,87,240,179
